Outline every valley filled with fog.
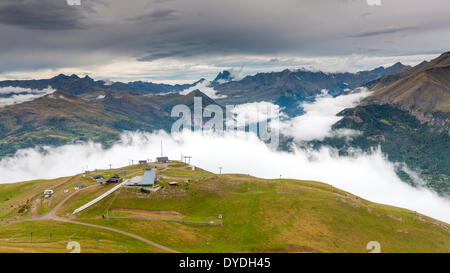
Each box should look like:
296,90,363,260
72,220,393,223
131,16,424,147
1,90,449,223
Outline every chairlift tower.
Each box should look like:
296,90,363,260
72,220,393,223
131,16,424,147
183,156,192,165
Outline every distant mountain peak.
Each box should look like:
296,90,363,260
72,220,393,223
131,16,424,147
51,73,81,81
370,66,385,73
196,78,207,84
417,60,429,67
387,61,409,70
364,52,450,115
379,62,412,76
186,89,203,95
83,75,94,81
52,73,70,80
211,70,236,85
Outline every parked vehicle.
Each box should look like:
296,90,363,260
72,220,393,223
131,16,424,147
106,176,124,184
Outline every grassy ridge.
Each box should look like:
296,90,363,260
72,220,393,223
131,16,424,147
67,164,450,253
0,221,159,253
1,163,449,253
0,177,70,219
329,104,450,194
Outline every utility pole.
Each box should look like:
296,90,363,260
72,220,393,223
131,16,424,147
281,174,284,193
183,156,192,165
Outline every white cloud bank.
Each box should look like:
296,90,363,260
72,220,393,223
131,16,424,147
0,89,449,224
180,80,227,99
0,86,56,108
0,130,449,223
230,101,287,125
280,88,370,141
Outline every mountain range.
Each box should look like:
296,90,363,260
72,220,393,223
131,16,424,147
214,63,411,116
0,74,203,96
324,52,450,195
363,52,450,132
0,86,215,158
0,53,448,195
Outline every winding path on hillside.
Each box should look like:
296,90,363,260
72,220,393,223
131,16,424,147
30,179,180,253
52,216,179,253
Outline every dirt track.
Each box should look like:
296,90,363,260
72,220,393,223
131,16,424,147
53,216,179,253
26,179,180,253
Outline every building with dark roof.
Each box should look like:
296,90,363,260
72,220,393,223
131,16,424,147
129,168,157,187
156,157,169,163
93,174,104,180
106,176,123,184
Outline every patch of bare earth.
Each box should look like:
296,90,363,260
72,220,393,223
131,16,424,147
30,199,41,217
111,208,185,220
243,244,319,253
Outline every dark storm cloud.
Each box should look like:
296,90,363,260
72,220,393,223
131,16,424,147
145,8,177,19
349,26,419,38
136,26,298,62
359,12,371,18
0,0,88,30
127,8,178,23
0,0,448,81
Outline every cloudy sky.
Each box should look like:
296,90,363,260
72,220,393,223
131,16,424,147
0,0,448,83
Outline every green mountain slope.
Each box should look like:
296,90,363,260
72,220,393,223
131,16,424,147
0,91,126,157
0,89,218,158
0,163,449,253
322,53,450,195
363,52,450,132
325,104,450,194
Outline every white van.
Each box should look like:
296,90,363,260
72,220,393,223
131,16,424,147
44,190,54,197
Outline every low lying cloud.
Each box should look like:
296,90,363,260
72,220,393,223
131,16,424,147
223,88,368,143
230,101,287,125
280,88,371,141
0,86,56,108
0,130,449,223
0,87,449,224
180,80,227,99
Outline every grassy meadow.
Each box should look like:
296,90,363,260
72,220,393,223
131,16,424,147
0,162,449,253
